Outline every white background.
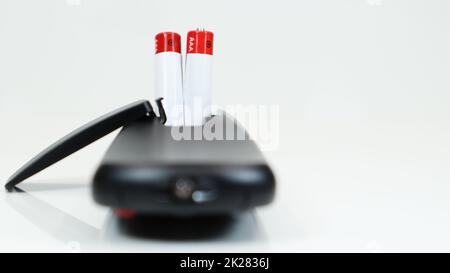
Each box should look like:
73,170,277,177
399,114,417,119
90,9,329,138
1,0,450,251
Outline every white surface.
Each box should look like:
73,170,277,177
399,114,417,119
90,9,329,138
1,0,450,252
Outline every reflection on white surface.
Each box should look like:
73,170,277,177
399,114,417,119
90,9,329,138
4,182,265,252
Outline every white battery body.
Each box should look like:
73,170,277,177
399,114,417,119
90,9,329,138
155,32,184,126
183,30,214,126
155,52,184,126
183,54,213,126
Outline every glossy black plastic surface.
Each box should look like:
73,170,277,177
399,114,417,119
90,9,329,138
93,113,275,215
5,100,153,191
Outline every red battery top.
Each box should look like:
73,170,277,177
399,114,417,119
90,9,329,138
186,30,214,55
155,32,181,54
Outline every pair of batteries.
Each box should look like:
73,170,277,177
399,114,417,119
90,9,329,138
155,30,214,126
